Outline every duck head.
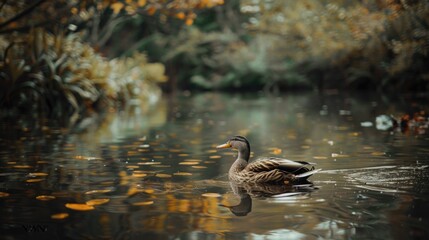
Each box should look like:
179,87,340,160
216,136,251,161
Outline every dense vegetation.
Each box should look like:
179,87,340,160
1,0,428,120
125,0,429,92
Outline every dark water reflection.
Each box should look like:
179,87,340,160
1,92,428,239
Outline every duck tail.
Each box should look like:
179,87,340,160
295,169,322,179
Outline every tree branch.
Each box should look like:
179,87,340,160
0,0,47,30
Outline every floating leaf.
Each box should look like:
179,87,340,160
126,165,139,169
65,203,95,211
85,189,112,195
192,166,207,169
270,148,282,154
143,189,155,194
178,153,189,157
26,178,44,183
371,152,385,156
173,172,192,176
0,192,10,197
156,173,172,178
14,165,32,169
36,195,56,201
51,213,69,219
132,173,147,178
86,198,110,206
139,162,161,165
184,159,202,162
132,201,154,206
202,193,221,198
209,155,222,159
179,161,199,165
29,172,49,177
313,156,328,160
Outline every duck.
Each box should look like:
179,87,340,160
216,136,320,184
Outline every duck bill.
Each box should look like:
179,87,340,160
216,142,231,149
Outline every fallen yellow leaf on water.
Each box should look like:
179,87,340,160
65,203,95,211
173,172,193,176
36,195,56,201
371,152,385,156
26,178,44,183
0,192,10,197
138,162,161,165
85,189,112,195
86,199,110,206
132,201,154,206
192,166,207,169
209,155,222,159
184,159,202,162
14,165,32,169
156,173,172,178
202,193,221,198
29,172,48,177
51,213,69,219
132,173,147,178
313,156,328,160
179,161,199,165
126,165,139,169
143,189,155,194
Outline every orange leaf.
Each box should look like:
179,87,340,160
111,2,124,14
65,203,95,211
147,6,156,15
176,12,186,20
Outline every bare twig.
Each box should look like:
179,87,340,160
0,0,47,30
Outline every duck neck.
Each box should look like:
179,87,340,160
229,148,250,176
237,147,250,162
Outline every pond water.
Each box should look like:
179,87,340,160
1,92,428,239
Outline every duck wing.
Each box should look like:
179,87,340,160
245,157,315,174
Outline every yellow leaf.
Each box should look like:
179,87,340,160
179,161,199,165
185,18,194,26
202,193,221,198
85,189,112,195
111,2,124,14
132,200,154,206
173,172,192,176
26,178,44,183
86,198,110,206
29,172,48,177
51,213,69,219
36,195,56,201
156,173,172,178
138,0,146,7
65,203,95,211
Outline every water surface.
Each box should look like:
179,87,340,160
1,92,428,239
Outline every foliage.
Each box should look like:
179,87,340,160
239,0,429,91
0,28,164,119
128,0,429,92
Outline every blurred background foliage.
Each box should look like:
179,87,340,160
0,0,429,119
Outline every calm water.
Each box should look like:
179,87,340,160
1,92,428,239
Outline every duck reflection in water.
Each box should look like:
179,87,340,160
216,136,320,216
221,180,317,216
